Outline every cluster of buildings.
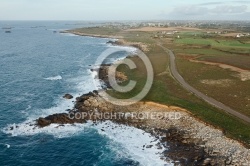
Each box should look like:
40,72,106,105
236,33,250,38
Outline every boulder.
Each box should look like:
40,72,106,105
63,94,73,99
37,118,51,127
83,100,91,107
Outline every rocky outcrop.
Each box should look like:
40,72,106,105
74,91,112,111
107,40,149,52
37,113,86,127
91,64,128,89
63,94,73,99
35,91,250,165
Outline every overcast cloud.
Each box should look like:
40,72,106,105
0,0,249,20
171,4,248,16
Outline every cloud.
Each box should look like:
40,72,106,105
200,1,250,6
231,0,250,4
199,2,224,6
171,5,208,15
210,5,248,13
161,1,250,20
169,4,248,17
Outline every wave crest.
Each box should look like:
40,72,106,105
44,75,62,81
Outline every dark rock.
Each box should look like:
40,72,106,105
75,92,96,106
37,118,51,127
36,113,86,127
63,94,73,99
146,145,153,148
225,156,232,165
107,40,115,44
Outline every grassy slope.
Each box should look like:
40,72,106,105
71,27,250,147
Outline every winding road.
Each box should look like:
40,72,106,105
158,44,250,123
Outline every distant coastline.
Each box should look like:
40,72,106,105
61,30,123,39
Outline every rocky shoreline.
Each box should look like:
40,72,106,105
36,89,250,165
61,30,123,39
35,32,250,165
61,30,149,52
36,69,250,165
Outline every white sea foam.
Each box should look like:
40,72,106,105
44,75,62,81
0,143,10,148
108,44,138,54
67,73,97,93
2,120,173,165
5,144,10,148
60,33,79,37
94,121,173,166
3,122,88,138
90,69,98,79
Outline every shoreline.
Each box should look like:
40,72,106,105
36,90,250,165
35,31,250,165
61,30,149,52
61,30,123,39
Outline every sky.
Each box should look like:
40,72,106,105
0,0,250,20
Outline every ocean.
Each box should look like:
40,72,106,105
0,21,169,166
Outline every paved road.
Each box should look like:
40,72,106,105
158,44,250,123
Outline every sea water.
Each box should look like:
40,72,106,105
0,21,171,166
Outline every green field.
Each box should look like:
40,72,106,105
174,48,226,56
174,48,250,70
176,57,250,116
197,55,250,70
172,32,250,116
175,38,250,49
71,27,250,147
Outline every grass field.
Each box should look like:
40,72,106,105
172,31,250,117
174,48,250,70
197,55,250,70
70,26,250,147
176,58,250,116
175,38,250,49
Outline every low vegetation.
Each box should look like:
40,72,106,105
70,26,250,147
